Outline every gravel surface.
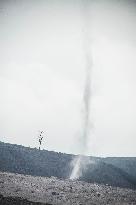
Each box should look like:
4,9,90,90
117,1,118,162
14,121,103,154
0,172,136,205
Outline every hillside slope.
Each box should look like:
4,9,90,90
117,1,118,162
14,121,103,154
80,160,136,189
103,157,136,179
0,141,136,189
0,141,72,178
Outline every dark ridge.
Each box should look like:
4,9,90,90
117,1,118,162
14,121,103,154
0,141,136,189
79,160,136,189
102,157,136,179
0,141,73,179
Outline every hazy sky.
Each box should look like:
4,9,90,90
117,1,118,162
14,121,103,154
0,0,136,157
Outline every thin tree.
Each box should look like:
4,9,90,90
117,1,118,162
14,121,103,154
38,130,44,150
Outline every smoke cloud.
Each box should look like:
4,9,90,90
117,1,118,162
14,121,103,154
70,1,92,180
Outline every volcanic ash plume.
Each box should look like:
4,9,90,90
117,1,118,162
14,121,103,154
70,1,92,180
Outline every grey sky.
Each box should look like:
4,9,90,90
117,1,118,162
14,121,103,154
0,0,136,157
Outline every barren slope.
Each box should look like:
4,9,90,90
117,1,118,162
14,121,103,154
0,172,136,205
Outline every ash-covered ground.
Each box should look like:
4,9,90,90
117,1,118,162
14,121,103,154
0,172,136,205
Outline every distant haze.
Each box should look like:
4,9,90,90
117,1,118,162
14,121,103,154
0,0,136,157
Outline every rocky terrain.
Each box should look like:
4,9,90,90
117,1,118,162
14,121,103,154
0,172,136,205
